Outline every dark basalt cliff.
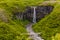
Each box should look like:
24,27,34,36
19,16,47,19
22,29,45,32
13,6,54,22
36,6,54,21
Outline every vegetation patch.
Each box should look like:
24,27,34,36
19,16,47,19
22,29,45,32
32,4,60,40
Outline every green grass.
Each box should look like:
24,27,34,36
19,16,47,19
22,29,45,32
0,0,33,40
0,0,45,40
52,33,60,40
32,4,60,40
0,0,60,40
0,21,29,40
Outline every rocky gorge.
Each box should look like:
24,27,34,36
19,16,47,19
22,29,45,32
13,5,54,22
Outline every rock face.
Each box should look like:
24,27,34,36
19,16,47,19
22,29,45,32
36,6,54,21
13,6,54,22
23,6,54,22
12,12,23,20
23,6,33,21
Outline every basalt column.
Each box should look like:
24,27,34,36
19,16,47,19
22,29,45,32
23,6,54,22
24,6,33,22
36,6,54,21
13,6,54,22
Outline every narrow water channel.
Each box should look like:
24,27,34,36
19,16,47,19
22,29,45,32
26,23,44,40
26,7,44,40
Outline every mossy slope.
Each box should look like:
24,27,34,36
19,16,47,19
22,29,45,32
32,4,60,40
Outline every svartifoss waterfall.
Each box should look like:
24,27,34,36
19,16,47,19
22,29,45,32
26,7,44,40
33,7,36,23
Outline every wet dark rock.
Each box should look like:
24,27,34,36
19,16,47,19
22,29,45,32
23,6,33,22
36,6,54,21
12,12,23,20
12,6,54,22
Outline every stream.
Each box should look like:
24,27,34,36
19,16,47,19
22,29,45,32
26,6,44,40
26,23,44,40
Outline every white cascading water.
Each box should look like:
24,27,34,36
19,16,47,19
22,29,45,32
26,7,44,40
33,7,36,23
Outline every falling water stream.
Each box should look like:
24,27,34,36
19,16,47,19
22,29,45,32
26,7,44,40
33,7,36,23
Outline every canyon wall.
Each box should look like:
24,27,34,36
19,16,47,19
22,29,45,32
13,6,54,22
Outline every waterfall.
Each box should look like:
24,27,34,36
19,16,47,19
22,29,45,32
26,7,44,40
33,7,36,23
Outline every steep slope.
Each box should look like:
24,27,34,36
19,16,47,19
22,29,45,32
0,8,29,40
0,0,30,40
32,4,60,40
0,21,29,40
0,0,60,40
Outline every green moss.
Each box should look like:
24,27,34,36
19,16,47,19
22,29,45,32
0,0,60,40
0,20,29,40
32,4,60,40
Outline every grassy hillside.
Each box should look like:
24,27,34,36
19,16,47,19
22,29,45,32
0,7,29,40
32,4,60,40
0,0,60,40
0,21,29,40
0,0,46,40
0,0,36,40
